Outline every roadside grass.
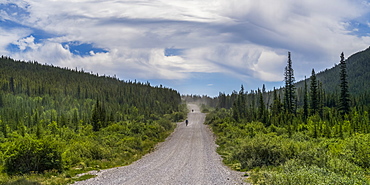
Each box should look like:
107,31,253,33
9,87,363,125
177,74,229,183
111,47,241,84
0,125,176,185
205,109,370,184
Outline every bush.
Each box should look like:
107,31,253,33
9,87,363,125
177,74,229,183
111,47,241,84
3,137,62,174
233,134,296,169
157,118,174,131
3,178,41,185
251,159,369,185
171,112,185,122
63,139,110,167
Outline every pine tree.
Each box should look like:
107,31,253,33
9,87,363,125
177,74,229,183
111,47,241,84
9,77,15,93
258,88,266,123
91,99,106,131
0,93,3,107
232,85,246,121
339,52,350,116
284,52,296,114
271,87,282,117
303,77,308,120
318,81,324,118
310,69,318,115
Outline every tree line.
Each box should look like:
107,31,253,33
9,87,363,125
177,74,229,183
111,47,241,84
213,50,370,136
203,48,370,184
0,56,186,184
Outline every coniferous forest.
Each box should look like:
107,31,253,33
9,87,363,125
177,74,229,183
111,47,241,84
2,45,370,184
0,56,186,184
201,47,370,184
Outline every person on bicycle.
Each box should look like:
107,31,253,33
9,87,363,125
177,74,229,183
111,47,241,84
185,120,188,126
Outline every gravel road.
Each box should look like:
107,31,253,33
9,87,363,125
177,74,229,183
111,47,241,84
73,104,247,185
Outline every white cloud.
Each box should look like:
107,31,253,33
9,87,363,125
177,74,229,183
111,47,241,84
12,35,41,51
0,27,31,54
2,0,370,85
254,50,286,82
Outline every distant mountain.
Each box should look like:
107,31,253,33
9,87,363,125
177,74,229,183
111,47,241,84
296,46,370,96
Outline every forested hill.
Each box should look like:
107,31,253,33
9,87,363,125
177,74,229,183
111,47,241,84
203,47,370,184
0,56,181,124
0,56,185,183
296,46,370,95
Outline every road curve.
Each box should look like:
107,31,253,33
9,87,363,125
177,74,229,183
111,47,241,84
73,104,246,185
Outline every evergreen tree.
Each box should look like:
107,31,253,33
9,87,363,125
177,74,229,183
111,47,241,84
339,52,350,116
284,52,296,114
9,77,15,93
310,69,318,115
0,93,3,107
271,87,282,117
303,77,308,120
258,88,266,124
232,85,246,121
318,81,324,118
91,99,106,131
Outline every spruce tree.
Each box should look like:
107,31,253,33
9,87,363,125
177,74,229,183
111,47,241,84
303,77,308,120
233,85,246,121
310,69,318,115
318,81,324,118
258,88,266,123
91,99,106,131
284,52,296,114
271,87,282,117
339,52,350,116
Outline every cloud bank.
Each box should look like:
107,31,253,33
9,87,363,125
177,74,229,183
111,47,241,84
1,0,370,94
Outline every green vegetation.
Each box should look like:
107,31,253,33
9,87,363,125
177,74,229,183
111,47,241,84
206,111,370,184
0,56,186,184
203,49,370,184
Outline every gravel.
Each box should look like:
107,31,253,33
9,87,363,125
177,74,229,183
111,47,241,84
73,104,247,185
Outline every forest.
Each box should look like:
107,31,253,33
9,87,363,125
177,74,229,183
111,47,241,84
0,56,186,184
201,47,370,184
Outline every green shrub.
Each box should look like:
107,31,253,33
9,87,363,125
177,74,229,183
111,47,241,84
233,134,297,169
157,118,174,131
251,159,369,185
171,112,185,122
3,137,62,174
343,134,370,168
2,178,41,185
63,139,110,167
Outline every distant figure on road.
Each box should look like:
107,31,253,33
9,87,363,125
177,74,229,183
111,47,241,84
192,109,194,112
185,120,188,126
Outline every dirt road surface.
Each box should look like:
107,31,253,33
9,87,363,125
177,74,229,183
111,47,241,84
73,104,246,185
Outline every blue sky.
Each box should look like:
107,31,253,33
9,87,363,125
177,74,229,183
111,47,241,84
1,0,370,97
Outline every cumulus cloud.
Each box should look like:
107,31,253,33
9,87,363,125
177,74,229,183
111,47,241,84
12,35,41,51
1,0,370,87
0,27,31,54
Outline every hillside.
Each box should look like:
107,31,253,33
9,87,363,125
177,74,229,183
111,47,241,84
0,56,186,184
296,46,370,96
204,47,370,185
0,56,182,128
0,56,181,116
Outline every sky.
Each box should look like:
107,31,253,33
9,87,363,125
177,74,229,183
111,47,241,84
1,0,370,97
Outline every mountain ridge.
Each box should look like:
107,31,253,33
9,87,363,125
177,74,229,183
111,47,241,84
295,46,370,96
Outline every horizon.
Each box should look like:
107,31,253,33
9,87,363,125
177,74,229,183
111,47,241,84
1,1,370,97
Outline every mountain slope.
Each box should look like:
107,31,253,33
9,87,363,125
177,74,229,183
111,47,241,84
0,56,186,183
296,46,370,96
0,56,181,126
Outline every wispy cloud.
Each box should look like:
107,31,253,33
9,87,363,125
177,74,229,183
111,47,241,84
1,0,370,95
